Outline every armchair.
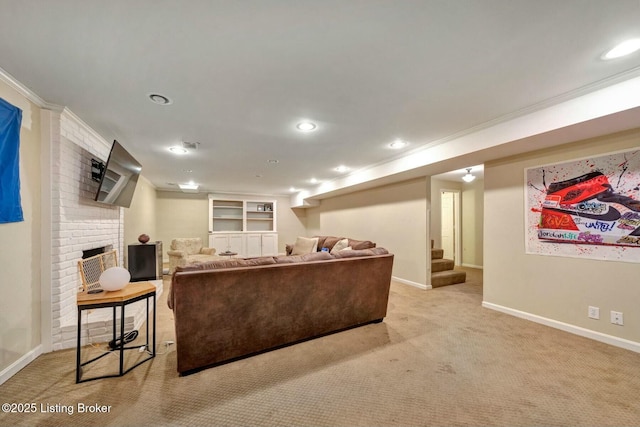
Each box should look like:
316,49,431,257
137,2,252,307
167,238,217,273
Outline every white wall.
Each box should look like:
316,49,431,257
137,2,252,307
306,178,429,287
123,175,157,264
0,81,41,378
461,178,484,268
484,128,640,345
155,191,209,259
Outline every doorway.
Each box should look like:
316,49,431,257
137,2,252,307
440,190,461,264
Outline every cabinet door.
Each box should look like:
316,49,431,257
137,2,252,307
261,233,278,256
245,234,262,258
210,235,230,254
228,234,244,256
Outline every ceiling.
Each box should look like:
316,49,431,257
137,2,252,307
1,0,639,196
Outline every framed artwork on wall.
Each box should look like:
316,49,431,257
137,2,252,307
525,147,640,263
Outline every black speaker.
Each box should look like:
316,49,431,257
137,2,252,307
128,241,162,282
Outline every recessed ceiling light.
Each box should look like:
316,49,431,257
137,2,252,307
289,187,297,192
334,165,349,173
148,93,172,105
602,39,640,60
310,178,319,184
389,139,408,149
296,121,317,132
169,146,188,154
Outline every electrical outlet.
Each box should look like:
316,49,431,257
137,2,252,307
610,311,624,326
588,306,599,319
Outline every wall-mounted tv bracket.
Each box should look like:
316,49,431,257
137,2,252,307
91,159,105,182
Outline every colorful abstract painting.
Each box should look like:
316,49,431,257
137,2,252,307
525,147,640,263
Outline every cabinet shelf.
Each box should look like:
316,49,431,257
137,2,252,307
209,197,277,233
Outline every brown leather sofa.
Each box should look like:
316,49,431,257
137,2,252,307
169,248,394,375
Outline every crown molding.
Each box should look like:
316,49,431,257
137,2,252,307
60,107,110,149
0,66,63,111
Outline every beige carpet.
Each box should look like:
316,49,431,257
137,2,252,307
1,268,640,426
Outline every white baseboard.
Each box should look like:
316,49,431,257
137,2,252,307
392,276,431,290
0,345,43,386
482,301,640,353
461,263,483,269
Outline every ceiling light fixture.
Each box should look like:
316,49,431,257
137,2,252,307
296,121,317,132
169,146,188,154
148,93,172,105
178,182,199,193
389,139,408,149
334,165,349,173
179,183,198,190
289,187,297,192
602,39,640,60
310,178,319,184
462,168,476,183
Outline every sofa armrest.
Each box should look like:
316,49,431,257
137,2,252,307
167,250,186,258
200,247,216,255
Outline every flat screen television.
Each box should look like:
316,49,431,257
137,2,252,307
94,140,142,208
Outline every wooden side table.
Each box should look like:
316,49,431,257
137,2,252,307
76,281,156,383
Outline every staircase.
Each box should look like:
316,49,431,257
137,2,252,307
431,240,466,288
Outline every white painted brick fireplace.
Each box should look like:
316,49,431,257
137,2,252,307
44,109,161,351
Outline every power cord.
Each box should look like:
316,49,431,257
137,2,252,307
147,340,175,355
108,330,139,349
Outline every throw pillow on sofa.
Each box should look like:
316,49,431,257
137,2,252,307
291,236,318,255
330,238,349,254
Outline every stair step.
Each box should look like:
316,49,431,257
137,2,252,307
431,270,467,288
431,248,444,259
432,258,454,272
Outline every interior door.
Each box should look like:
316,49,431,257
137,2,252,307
441,191,455,260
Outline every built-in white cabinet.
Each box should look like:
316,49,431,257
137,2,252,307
208,195,278,257
245,233,278,257
260,233,278,256
209,196,276,233
209,232,278,258
210,234,244,255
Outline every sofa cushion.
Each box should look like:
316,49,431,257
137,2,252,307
348,239,376,250
274,251,333,263
314,236,328,250
291,236,319,255
330,238,349,254
332,247,388,258
321,236,344,252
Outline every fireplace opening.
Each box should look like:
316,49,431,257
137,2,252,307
82,244,113,259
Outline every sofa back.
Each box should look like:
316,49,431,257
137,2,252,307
170,251,394,373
